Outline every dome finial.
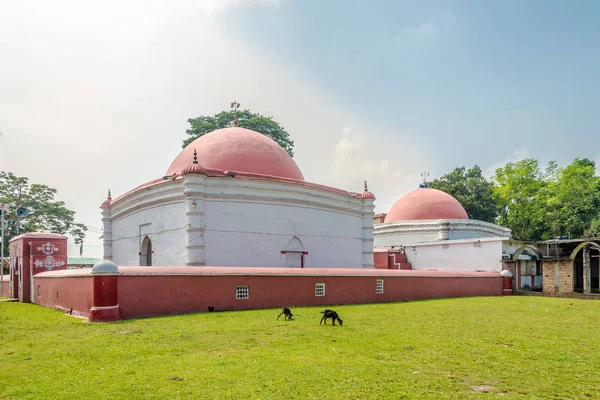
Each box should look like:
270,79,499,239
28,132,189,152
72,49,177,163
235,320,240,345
230,101,240,127
364,180,368,191
193,149,198,164
420,171,430,188
108,189,112,200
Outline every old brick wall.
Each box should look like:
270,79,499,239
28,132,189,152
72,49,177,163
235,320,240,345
542,259,556,294
558,259,574,293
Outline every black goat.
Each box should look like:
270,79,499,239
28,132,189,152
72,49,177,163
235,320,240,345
277,307,294,320
320,309,343,326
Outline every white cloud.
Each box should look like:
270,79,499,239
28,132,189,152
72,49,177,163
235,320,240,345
333,127,402,179
419,22,437,36
196,0,282,13
330,126,431,214
0,1,435,258
483,145,531,178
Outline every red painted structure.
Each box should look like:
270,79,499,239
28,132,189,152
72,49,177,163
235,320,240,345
88,261,121,322
374,249,412,270
501,269,514,295
8,233,67,303
34,266,503,320
0,279,9,296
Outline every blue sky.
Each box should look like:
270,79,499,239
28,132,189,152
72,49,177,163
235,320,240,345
0,0,599,257
219,0,600,168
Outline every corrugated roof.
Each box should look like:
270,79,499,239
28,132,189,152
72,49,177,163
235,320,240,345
67,257,102,265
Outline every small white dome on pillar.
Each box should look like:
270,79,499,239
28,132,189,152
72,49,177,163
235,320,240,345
500,269,513,278
92,260,119,275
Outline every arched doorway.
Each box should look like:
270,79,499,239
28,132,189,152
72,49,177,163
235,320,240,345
140,236,152,266
570,242,600,293
512,245,542,291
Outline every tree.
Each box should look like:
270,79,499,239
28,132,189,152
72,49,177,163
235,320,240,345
0,172,87,257
544,158,600,239
430,165,499,222
492,158,548,240
183,109,295,157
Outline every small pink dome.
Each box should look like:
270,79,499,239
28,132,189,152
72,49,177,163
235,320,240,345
384,188,468,222
181,163,206,176
167,127,304,181
359,191,376,200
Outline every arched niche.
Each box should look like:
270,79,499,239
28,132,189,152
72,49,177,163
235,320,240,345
140,236,153,266
281,236,307,268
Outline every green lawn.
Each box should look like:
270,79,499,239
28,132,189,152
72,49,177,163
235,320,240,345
1,297,599,400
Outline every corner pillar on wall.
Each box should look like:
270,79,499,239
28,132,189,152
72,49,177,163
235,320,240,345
361,196,375,269
89,260,121,322
183,175,206,266
583,246,591,294
500,269,513,295
438,220,450,240
101,206,113,261
501,261,516,292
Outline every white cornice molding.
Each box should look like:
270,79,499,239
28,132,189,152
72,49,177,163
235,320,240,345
374,219,511,237
108,176,367,222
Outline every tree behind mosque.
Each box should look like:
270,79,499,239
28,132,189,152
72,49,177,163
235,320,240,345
0,171,87,258
183,109,295,157
429,165,499,223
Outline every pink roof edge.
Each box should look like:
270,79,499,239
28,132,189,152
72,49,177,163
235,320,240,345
102,171,369,208
37,266,501,278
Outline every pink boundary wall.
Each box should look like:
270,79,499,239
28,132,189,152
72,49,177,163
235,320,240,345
1,279,9,296
34,266,502,320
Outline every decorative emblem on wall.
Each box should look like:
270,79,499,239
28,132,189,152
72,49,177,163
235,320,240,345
34,242,65,271
39,242,59,256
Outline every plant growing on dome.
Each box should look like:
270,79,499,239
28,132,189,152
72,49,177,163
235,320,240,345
183,109,295,157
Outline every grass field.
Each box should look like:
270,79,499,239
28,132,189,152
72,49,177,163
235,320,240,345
1,296,599,400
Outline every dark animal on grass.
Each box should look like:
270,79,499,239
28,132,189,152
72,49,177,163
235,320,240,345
320,309,343,326
277,307,294,320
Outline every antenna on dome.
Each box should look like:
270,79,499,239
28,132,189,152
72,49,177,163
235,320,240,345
420,172,430,188
230,101,240,127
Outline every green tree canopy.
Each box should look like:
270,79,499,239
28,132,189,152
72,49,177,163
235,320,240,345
492,158,548,240
544,158,600,240
0,172,87,256
429,165,499,222
183,109,295,157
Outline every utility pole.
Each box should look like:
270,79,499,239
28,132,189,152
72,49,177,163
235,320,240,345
0,203,8,298
16,187,21,236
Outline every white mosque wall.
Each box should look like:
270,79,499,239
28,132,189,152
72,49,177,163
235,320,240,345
203,201,363,268
201,178,366,268
105,176,371,268
374,219,511,247
111,202,188,267
107,181,188,267
403,238,505,272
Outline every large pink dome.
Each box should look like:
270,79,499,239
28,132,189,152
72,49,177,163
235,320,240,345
384,188,468,222
166,127,304,180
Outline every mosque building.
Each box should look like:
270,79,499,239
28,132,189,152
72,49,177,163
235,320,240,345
100,122,375,269
372,184,542,290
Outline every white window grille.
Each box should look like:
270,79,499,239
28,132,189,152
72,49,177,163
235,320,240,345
376,279,384,294
236,286,249,299
315,283,325,296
